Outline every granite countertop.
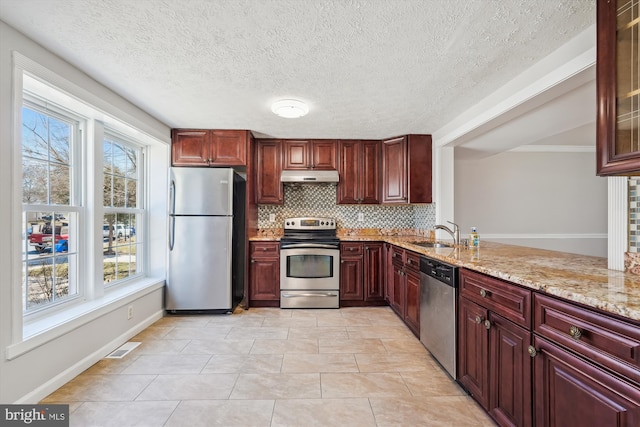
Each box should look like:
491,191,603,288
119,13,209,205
249,232,640,322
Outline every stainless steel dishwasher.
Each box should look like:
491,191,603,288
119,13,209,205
419,256,459,379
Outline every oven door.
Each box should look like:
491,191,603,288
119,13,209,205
280,246,340,291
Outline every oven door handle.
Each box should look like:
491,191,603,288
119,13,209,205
280,243,339,250
282,293,338,298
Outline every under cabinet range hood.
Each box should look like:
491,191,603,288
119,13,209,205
280,170,340,184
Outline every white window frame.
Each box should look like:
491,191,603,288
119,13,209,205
101,130,146,288
20,98,86,316
8,53,167,354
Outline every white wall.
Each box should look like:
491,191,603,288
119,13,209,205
454,150,607,257
0,21,170,403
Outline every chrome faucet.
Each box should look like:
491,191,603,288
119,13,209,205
434,221,460,246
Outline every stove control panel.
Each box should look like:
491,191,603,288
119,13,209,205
284,217,336,230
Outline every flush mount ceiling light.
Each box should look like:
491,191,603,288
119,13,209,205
271,99,309,118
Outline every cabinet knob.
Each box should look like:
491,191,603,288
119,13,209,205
251,260,255,263
527,346,537,358
484,320,491,330
569,325,582,340
262,247,267,251
480,289,488,298
349,247,355,251
474,316,484,324
341,260,344,263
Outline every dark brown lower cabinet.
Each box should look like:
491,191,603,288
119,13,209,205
403,266,420,335
489,312,532,427
386,246,419,337
340,242,386,306
364,243,385,302
459,296,532,427
533,335,640,427
340,252,364,301
248,242,280,307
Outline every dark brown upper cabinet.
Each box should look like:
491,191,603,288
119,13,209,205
255,139,283,205
337,140,381,204
597,0,640,175
172,129,248,167
283,140,337,170
381,134,432,204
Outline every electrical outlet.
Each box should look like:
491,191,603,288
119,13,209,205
127,305,133,320
357,212,364,222
269,214,276,223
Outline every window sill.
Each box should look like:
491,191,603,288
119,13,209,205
6,278,165,360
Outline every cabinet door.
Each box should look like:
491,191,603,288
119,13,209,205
337,140,360,204
597,0,640,175
171,129,210,166
311,140,337,170
458,296,490,409
390,261,404,315
360,140,381,204
249,258,280,301
283,140,310,169
364,243,384,302
488,313,533,427
404,267,420,336
210,130,247,166
340,256,364,301
384,243,394,303
256,140,283,204
533,336,640,427
406,134,432,203
382,136,407,203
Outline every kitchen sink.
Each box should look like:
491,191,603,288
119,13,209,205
410,241,452,248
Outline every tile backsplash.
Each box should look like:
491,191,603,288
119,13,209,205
258,184,436,231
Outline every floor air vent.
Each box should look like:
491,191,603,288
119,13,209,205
104,342,141,359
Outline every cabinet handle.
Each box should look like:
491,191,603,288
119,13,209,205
474,316,484,324
341,260,344,263
251,260,255,263
484,320,491,330
392,253,397,257
407,259,413,265
262,247,267,251
349,247,355,251
569,325,582,340
527,346,537,358
480,289,488,298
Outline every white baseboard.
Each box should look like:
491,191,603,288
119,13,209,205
15,309,163,404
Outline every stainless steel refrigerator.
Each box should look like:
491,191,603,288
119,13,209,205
167,167,245,313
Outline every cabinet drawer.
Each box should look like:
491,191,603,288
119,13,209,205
534,293,640,386
460,268,531,328
341,242,363,257
391,246,404,262
404,250,420,271
250,242,280,257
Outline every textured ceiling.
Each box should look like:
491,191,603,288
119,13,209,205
0,0,595,142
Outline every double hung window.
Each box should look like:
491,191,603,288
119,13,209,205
20,75,148,320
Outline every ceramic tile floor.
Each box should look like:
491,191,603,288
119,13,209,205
41,306,495,426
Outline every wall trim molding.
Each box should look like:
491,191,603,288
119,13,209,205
483,233,607,239
13,309,164,404
508,145,595,153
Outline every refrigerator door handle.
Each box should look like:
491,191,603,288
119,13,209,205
169,215,175,251
170,179,176,215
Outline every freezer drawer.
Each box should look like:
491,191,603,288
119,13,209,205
280,290,339,309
